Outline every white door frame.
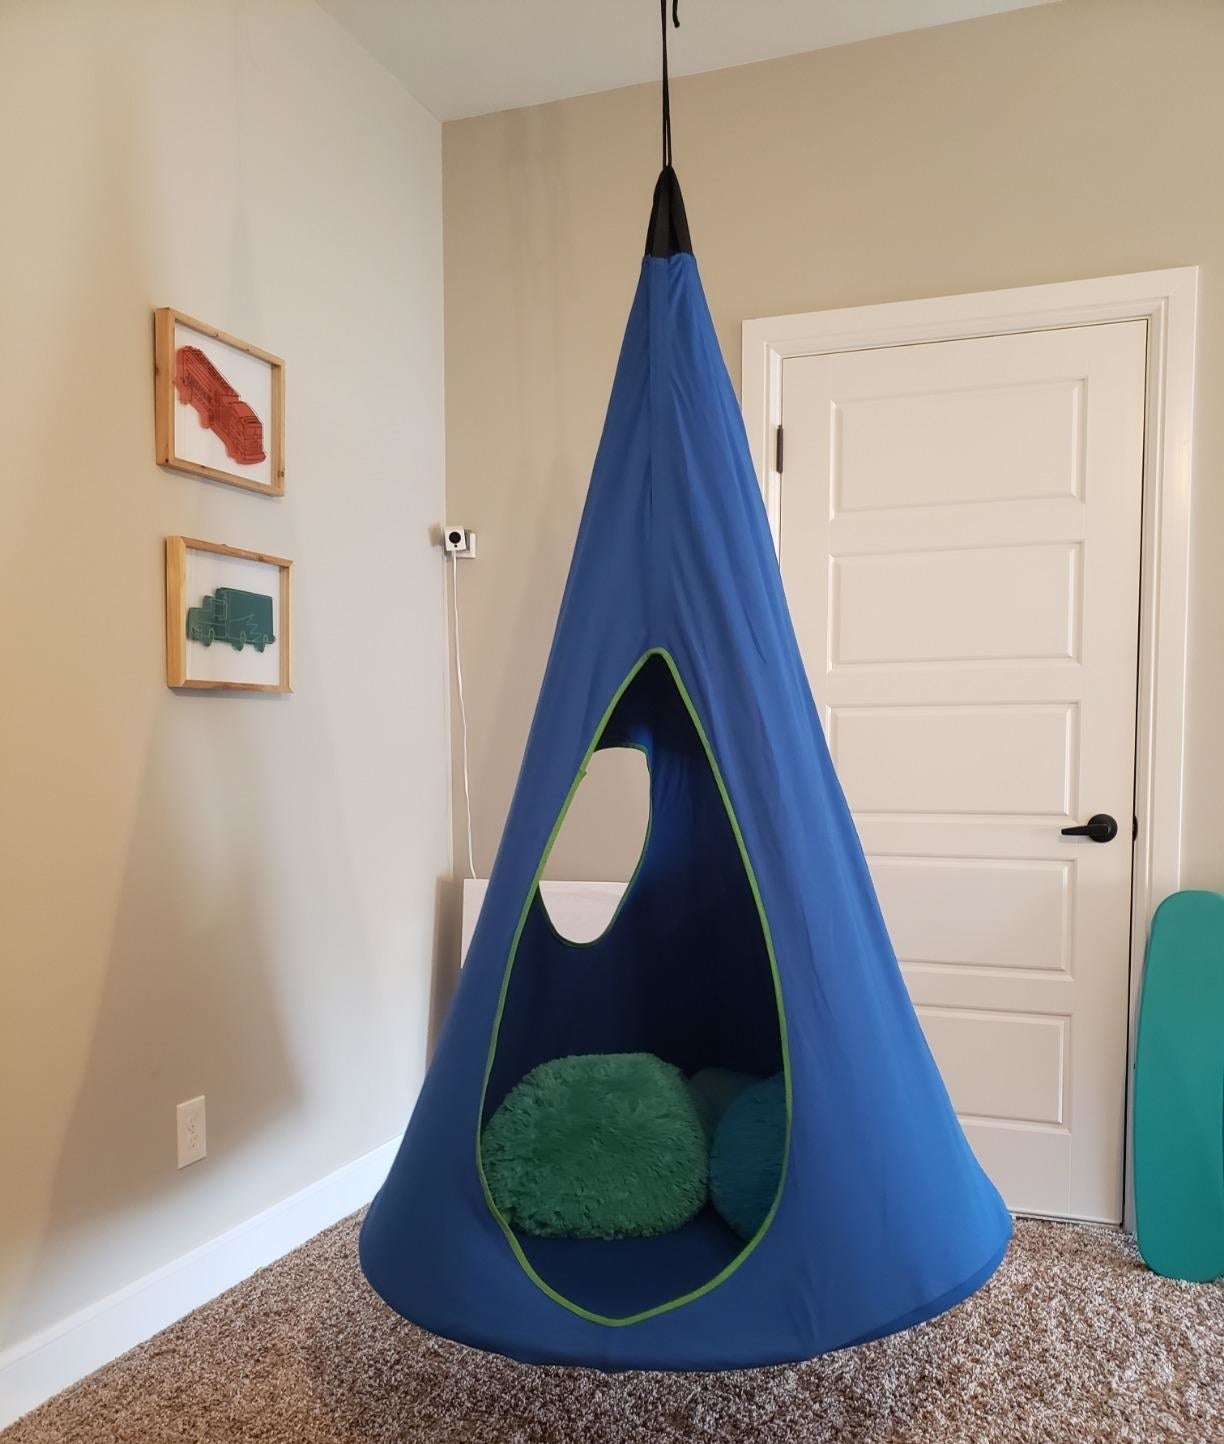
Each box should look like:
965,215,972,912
742,268,1199,1229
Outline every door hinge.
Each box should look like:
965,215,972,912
775,424,784,475
1133,815,1139,842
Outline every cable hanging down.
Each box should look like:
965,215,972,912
450,551,477,880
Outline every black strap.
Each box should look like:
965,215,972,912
660,0,679,168
644,1,692,258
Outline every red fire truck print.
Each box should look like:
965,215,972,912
174,346,267,466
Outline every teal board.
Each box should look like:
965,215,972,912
1133,890,1224,1281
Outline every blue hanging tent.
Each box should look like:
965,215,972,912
361,71,1010,1367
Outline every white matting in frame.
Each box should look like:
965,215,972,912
165,537,293,693
155,310,285,495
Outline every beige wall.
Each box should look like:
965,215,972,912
0,1,448,1350
442,0,1224,892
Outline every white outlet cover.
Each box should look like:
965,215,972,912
176,1096,206,1169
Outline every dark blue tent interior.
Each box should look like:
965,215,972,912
481,653,786,1317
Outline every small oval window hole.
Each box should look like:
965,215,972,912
541,747,650,943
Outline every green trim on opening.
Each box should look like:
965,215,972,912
535,742,653,951
475,648,793,1327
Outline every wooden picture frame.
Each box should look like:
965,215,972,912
154,309,285,496
166,536,293,693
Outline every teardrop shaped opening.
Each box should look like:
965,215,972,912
478,650,790,1323
539,746,651,944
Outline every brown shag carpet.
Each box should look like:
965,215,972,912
5,1214,1222,1443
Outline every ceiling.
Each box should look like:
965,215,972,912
318,0,1058,122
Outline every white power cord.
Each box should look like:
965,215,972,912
450,551,477,879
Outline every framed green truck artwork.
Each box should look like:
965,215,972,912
166,536,293,692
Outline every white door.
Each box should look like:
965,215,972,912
779,321,1147,1223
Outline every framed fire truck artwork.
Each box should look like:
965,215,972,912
166,536,293,693
154,309,285,495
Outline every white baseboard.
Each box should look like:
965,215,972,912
0,1134,402,1431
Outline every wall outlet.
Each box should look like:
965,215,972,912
176,1096,206,1169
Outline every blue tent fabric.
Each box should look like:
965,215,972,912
360,177,1012,1370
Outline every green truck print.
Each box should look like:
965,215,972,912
186,588,275,652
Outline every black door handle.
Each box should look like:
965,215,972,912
1060,813,1118,843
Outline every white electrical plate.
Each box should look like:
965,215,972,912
176,1096,206,1168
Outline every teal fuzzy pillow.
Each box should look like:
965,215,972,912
709,1072,787,1241
482,1053,709,1240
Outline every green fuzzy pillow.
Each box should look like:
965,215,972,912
481,1053,709,1239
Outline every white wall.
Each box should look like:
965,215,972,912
0,0,448,1362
